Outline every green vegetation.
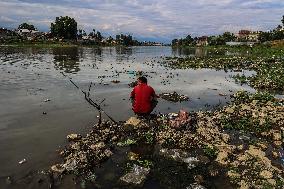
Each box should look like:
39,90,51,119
173,15,284,47
218,91,283,134
172,35,195,46
18,22,36,30
203,145,218,159
51,16,78,40
117,138,137,146
164,45,284,91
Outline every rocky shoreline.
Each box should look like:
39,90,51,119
50,91,284,189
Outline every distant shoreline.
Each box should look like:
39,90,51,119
0,42,169,48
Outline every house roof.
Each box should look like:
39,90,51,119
18,29,31,33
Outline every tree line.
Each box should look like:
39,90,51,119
15,16,140,46
172,15,284,46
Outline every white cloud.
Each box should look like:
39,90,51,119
0,0,283,42
0,16,17,23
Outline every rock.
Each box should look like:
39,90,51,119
159,149,200,169
260,131,270,137
125,117,141,127
194,175,204,184
128,152,139,161
224,107,234,114
273,140,282,147
239,134,250,141
240,180,249,189
6,176,12,185
119,164,150,186
70,142,81,150
208,164,219,177
51,164,65,174
104,149,113,157
90,142,105,150
66,134,82,141
227,170,240,179
197,155,210,164
184,157,200,169
257,142,268,150
273,131,282,141
216,151,229,165
186,183,206,189
237,144,244,151
272,151,279,159
221,133,230,143
267,179,276,186
260,170,273,179
62,158,77,172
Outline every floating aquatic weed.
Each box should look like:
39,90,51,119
160,91,189,102
203,145,218,159
117,138,137,147
162,52,284,91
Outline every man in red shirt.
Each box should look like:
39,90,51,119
130,76,158,116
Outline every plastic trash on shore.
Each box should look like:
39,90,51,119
18,158,27,164
169,110,191,129
159,148,201,169
119,164,150,186
186,183,207,189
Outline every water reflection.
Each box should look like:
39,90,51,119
53,47,81,73
195,47,208,57
115,46,133,62
172,47,195,56
172,47,208,57
89,47,103,63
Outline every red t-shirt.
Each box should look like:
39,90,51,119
130,83,156,114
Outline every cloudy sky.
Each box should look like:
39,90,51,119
0,0,283,42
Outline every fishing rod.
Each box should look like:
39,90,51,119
61,72,117,124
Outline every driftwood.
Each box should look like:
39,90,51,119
61,72,116,124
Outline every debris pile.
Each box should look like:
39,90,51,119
160,91,189,102
51,121,122,178
50,91,284,188
119,164,150,186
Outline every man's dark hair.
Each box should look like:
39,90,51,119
138,76,147,83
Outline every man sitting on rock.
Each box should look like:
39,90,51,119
130,76,158,116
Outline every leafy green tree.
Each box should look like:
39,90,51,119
18,23,36,30
116,34,121,43
282,15,284,25
171,39,178,46
50,16,77,39
96,31,102,42
258,31,272,42
222,32,236,42
185,35,194,44
106,36,113,43
272,30,284,40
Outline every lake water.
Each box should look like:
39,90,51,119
0,46,254,188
